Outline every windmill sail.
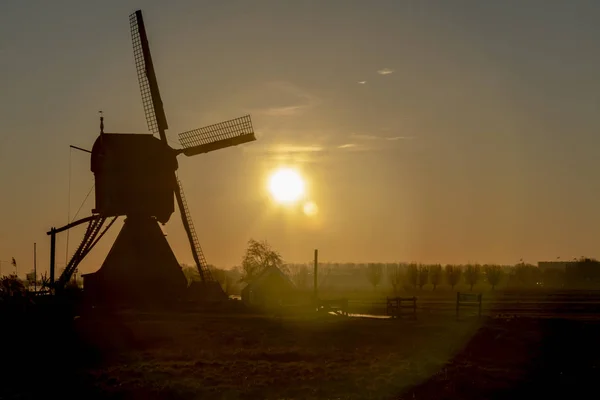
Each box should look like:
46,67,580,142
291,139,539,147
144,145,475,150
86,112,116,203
174,177,216,284
178,115,256,156
130,10,169,140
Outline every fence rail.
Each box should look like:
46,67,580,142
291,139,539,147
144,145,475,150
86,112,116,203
332,291,600,318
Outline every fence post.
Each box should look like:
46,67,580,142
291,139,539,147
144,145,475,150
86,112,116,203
478,294,482,318
456,292,460,320
386,297,390,316
398,298,401,318
412,296,417,320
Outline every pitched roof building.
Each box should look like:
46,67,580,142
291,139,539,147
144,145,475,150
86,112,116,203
241,265,296,308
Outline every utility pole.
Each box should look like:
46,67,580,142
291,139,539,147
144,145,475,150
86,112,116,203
50,228,56,286
34,242,37,292
313,249,318,302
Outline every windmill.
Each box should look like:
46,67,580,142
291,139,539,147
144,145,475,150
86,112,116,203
46,10,256,306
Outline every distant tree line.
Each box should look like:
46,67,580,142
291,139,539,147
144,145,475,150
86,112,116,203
277,257,600,293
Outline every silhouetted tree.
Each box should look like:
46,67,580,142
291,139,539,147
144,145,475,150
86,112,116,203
39,272,51,291
388,263,402,293
182,265,200,285
464,264,481,291
289,264,309,290
418,265,430,289
445,265,462,290
240,239,284,283
429,264,442,290
514,263,539,288
407,263,419,289
485,265,503,290
315,263,332,290
366,263,383,290
0,274,25,297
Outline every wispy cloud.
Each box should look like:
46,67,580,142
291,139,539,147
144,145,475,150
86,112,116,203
242,142,325,164
243,143,324,154
251,81,321,117
351,133,413,141
357,81,367,85
336,143,372,152
261,105,308,116
377,68,394,75
334,133,414,152
271,145,324,153
385,136,412,141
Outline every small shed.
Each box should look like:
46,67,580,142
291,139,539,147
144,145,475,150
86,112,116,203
241,266,296,308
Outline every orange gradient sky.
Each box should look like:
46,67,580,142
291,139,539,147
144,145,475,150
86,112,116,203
1,1,600,276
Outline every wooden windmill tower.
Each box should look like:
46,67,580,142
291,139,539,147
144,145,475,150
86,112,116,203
48,10,256,306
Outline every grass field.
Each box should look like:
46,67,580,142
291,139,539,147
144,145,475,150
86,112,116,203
4,296,600,399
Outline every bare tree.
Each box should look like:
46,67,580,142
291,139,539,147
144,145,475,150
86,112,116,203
387,263,402,293
464,264,481,291
418,265,430,289
366,263,383,290
429,264,443,290
485,264,503,290
407,263,419,289
445,265,462,290
241,239,284,283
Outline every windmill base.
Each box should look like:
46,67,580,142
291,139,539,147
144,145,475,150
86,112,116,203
186,281,228,303
82,216,187,309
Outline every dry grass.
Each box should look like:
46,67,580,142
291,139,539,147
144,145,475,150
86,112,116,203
5,308,600,399
70,312,482,399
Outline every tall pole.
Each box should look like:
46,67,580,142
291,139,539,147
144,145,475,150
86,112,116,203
313,249,318,301
34,242,37,292
50,228,56,286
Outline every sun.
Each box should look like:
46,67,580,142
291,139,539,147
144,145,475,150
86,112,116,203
268,168,305,203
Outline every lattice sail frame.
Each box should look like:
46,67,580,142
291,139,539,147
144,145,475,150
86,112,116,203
130,10,168,137
179,115,254,149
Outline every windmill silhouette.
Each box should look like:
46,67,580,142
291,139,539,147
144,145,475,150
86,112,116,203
47,10,256,306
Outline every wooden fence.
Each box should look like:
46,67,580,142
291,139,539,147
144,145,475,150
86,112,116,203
456,292,482,319
386,297,417,319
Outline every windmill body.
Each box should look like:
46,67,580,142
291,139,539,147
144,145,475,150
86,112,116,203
91,133,177,224
77,9,256,307
86,134,184,307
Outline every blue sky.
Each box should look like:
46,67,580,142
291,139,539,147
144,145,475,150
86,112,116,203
1,0,600,275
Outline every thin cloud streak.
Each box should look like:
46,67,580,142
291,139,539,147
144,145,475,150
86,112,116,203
377,68,394,75
351,133,413,141
243,144,324,154
260,105,308,116
251,81,321,117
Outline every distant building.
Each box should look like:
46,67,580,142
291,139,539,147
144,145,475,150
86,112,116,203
241,265,296,308
537,261,577,271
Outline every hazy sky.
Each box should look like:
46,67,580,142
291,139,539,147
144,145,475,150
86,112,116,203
1,0,600,276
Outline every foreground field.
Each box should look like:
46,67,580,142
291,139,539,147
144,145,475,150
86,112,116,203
4,308,600,399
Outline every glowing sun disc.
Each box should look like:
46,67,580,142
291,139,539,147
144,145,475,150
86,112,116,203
268,168,305,203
